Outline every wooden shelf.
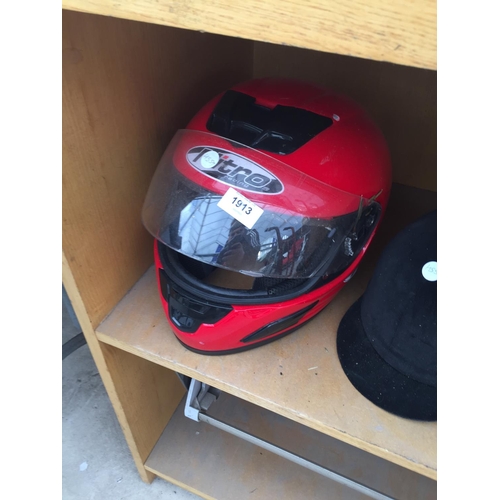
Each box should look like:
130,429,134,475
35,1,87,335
96,183,437,480
144,393,436,500
62,0,436,70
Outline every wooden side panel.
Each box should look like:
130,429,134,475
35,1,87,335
62,10,253,329
253,43,437,192
62,10,253,482
63,252,156,482
62,0,436,69
99,343,186,462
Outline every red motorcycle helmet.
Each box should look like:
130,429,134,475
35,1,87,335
142,78,391,354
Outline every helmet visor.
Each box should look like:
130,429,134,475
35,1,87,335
142,130,380,279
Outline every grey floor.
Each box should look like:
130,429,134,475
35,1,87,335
62,297,203,500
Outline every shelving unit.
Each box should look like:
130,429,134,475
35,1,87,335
62,2,437,498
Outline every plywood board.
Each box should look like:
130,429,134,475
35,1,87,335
97,184,438,479
63,251,155,482
100,343,186,460
62,0,436,69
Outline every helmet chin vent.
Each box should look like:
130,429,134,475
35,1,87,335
240,301,318,343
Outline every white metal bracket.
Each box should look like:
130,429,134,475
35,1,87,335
184,378,220,421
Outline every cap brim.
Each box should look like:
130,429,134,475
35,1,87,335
336,298,437,421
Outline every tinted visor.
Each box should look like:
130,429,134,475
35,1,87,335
142,130,380,279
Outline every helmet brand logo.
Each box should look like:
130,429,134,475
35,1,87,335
186,146,284,194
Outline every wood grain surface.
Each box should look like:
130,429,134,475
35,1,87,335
62,0,436,69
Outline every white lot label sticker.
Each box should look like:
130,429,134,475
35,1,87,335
217,187,264,229
422,261,437,281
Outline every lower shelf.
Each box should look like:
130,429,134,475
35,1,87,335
145,392,436,500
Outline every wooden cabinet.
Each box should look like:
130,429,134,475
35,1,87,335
62,2,436,498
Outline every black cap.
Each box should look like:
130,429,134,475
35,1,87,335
337,210,437,421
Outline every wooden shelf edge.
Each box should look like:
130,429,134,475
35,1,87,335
144,471,216,500
62,1,436,70
144,469,216,500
